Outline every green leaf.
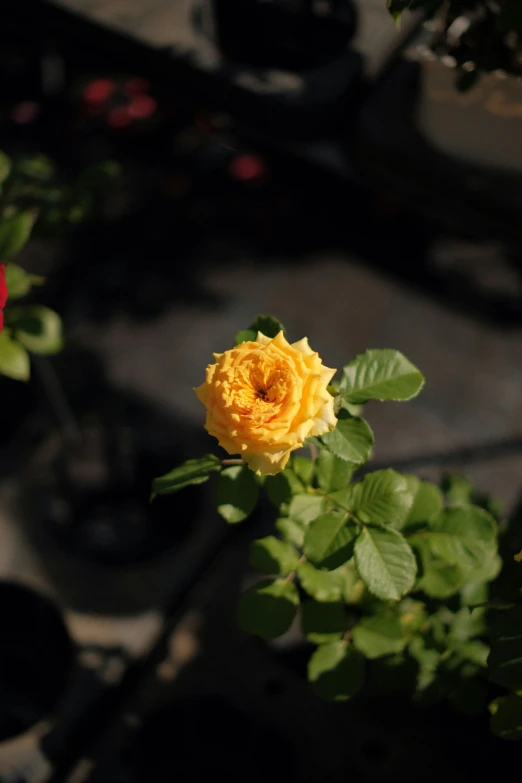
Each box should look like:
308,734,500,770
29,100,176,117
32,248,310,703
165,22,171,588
414,534,499,603
354,526,417,601
488,605,522,691
297,561,344,602
340,349,424,404
292,456,314,485
235,314,284,345
301,600,347,644
4,262,37,300
339,399,363,418
466,550,502,586
410,534,466,599
398,599,428,634
401,477,443,530
352,615,406,659
442,474,474,505
318,409,374,464
425,506,497,569
276,516,306,549
0,331,30,381
421,561,466,599
326,487,352,512
308,640,365,701
0,210,35,260
265,470,303,508
454,640,489,668
316,449,354,492
304,512,357,570
238,578,299,639
338,561,365,604
448,607,486,644
348,469,413,526
460,578,489,608
8,305,63,355
68,194,93,225
480,495,504,522
217,464,259,523
152,454,222,496
250,314,284,338
490,694,522,741
427,612,448,648
234,328,257,344
401,474,418,507
75,160,121,191
249,536,300,575
0,151,11,186
458,558,497,600
288,494,326,525
409,636,441,692
14,153,55,181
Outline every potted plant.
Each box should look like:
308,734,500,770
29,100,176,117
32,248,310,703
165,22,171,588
153,314,506,728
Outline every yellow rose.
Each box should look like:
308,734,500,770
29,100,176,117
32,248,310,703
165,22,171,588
194,330,337,475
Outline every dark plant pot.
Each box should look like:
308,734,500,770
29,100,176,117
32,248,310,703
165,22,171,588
352,30,522,258
0,581,74,743
212,0,357,72
16,386,226,615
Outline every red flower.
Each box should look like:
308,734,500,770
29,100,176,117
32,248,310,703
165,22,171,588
0,264,7,333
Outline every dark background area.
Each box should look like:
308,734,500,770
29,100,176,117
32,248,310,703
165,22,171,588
1,1,522,781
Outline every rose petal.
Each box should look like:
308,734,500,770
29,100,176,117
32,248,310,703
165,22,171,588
195,330,337,475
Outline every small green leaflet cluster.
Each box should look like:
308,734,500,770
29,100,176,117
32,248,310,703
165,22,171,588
0,151,121,238
0,264,63,382
241,463,498,703
0,148,121,381
234,314,284,344
0,150,117,380
1,262,64,382
153,333,500,705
